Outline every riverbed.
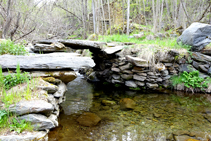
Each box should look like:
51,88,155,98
48,73,211,141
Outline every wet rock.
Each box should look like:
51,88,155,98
121,74,133,80
49,114,59,127
87,72,100,82
174,135,198,141
146,78,156,83
137,72,147,77
133,74,146,81
53,82,67,98
125,80,138,88
119,98,136,110
153,113,161,118
198,65,209,73
132,66,146,73
102,100,116,106
179,64,196,72
112,74,121,80
101,106,110,110
146,83,158,89
77,112,101,127
122,70,133,74
111,67,121,73
18,114,55,130
192,52,211,63
119,63,133,71
161,70,169,76
9,100,54,116
112,105,120,110
156,78,163,82
163,75,171,80
208,67,211,74
126,55,148,67
0,131,48,141
103,46,124,54
136,81,145,87
42,77,56,84
111,79,124,84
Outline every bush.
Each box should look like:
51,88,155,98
0,40,27,55
171,70,208,89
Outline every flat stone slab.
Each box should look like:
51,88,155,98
9,100,54,116
36,39,105,50
33,43,69,52
103,46,124,54
0,53,95,70
18,114,55,130
192,52,211,63
126,55,148,67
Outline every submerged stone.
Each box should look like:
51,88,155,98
102,100,116,106
119,98,136,110
77,112,101,127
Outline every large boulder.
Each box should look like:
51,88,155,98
177,22,211,51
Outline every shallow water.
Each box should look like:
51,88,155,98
48,73,211,141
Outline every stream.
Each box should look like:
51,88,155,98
48,73,211,141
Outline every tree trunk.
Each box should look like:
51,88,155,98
92,0,96,34
126,0,130,35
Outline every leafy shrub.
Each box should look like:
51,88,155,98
171,71,208,89
9,118,33,133
1,64,31,90
0,39,27,55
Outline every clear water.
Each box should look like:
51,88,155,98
48,73,211,141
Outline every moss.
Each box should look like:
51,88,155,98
42,77,56,83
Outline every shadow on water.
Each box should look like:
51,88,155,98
49,73,211,141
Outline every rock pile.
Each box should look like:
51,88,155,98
0,77,68,140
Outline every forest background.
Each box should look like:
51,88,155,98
0,0,211,42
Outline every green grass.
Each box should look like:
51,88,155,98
0,40,28,55
98,34,191,50
1,64,31,90
0,64,34,134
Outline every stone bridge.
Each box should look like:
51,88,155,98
0,39,123,71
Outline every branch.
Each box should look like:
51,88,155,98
10,12,21,41
197,2,211,21
14,26,36,42
54,3,83,22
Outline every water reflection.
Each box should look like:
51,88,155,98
61,73,93,115
49,73,211,141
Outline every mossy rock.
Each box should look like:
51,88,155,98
42,77,56,83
